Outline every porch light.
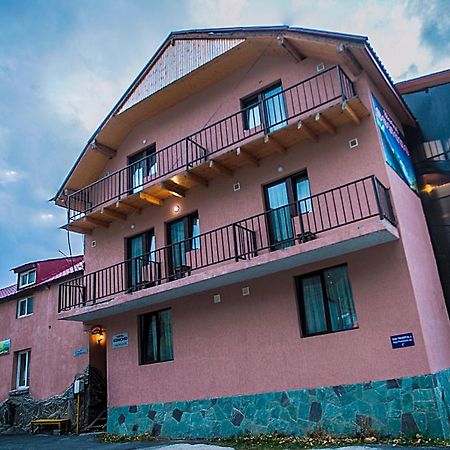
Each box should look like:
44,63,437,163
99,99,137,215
423,184,435,194
172,204,180,213
91,325,104,344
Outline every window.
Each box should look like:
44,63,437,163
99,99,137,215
139,309,173,364
242,83,287,133
128,144,157,193
264,172,312,249
18,269,36,288
126,229,157,289
16,350,31,389
167,212,200,277
296,265,358,337
17,297,33,318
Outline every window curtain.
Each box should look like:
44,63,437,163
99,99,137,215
130,235,145,287
263,86,287,132
302,275,327,335
170,220,186,271
246,103,262,130
191,217,200,250
296,177,312,214
267,182,294,249
159,310,173,361
324,266,357,331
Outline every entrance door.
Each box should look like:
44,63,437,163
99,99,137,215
265,173,312,249
167,212,199,278
126,230,155,289
128,145,157,194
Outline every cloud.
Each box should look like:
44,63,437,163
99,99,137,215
0,169,20,184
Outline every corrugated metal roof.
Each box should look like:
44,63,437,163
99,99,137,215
0,284,17,299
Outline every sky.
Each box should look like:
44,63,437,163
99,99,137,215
0,0,449,287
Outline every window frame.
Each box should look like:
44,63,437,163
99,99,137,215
17,297,33,319
127,144,157,192
18,269,36,289
16,349,31,390
296,264,358,338
241,81,287,133
139,308,174,365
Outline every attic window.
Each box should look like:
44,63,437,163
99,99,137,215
19,269,36,288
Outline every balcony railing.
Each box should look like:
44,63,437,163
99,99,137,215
67,66,355,223
59,176,395,312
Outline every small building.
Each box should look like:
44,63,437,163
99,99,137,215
0,256,104,432
53,27,450,438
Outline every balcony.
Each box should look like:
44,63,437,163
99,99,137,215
59,176,397,316
64,66,370,234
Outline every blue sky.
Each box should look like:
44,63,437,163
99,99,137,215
0,0,449,287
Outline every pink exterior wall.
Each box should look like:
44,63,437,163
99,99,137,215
102,243,429,408
0,282,88,401
68,45,450,408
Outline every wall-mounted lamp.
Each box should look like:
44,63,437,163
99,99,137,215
172,204,180,214
91,325,105,344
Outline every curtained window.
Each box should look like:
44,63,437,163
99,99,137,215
297,264,358,337
139,309,173,364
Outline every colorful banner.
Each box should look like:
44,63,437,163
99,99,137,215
371,95,418,192
0,339,10,355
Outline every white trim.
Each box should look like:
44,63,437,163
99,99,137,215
16,350,30,389
18,269,36,288
17,297,33,318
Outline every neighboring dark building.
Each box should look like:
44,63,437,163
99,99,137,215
397,69,450,311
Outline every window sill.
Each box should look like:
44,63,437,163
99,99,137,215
9,387,29,396
17,314,33,319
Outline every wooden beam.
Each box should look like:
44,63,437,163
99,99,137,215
264,134,287,154
208,160,233,177
277,36,305,62
297,120,318,143
336,44,363,77
159,181,186,198
115,201,141,214
236,147,259,167
101,207,126,221
83,216,109,228
91,140,117,158
315,113,336,135
184,171,208,187
139,191,164,206
342,101,361,125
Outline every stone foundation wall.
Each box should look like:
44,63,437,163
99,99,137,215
108,367,450,438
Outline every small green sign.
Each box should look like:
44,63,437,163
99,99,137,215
0,339,10,355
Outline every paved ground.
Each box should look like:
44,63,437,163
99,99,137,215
0,434,232,450
0,435,447,450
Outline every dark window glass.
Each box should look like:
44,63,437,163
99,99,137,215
242,83,287,133
264,172,312,249
167,212,200,278
139,309,173,364
297,265,358,337
128,145,157,193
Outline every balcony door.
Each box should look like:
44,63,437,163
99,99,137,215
242,83,288,134
126,229,156,289
167,212,200,279
265,172,312,250
128,145,157,194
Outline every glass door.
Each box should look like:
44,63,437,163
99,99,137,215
127,231,154,289
128,146,157,194
262,85,287,133
266,180,294,249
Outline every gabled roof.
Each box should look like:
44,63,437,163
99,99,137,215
53,25,416,204
1,256,84,301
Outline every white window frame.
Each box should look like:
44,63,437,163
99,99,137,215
18,269,36,288
17,297,33,318
16,350,31,390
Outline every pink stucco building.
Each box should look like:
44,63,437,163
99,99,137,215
53,27,450,438
0,257,92,429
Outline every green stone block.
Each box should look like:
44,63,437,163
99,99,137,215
418,375,434,389
414,400,436,412
254,408,269,425
427,417,444,437
270,406,280,419
413,389,435,402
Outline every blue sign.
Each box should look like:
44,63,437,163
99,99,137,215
390,332,415,349
112,332,128,349
72,347,88,357
371,95,418,193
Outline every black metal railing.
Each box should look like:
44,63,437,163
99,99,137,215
67,66,355,222
59,176,395,312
